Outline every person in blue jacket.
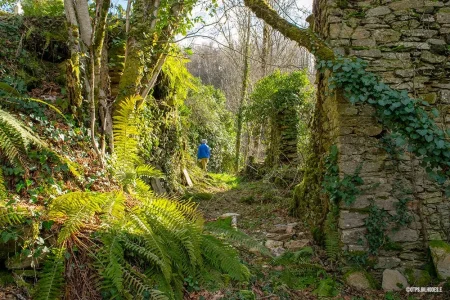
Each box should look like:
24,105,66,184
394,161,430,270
197,139,211,171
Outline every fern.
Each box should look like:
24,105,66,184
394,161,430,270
96,231,127,299
204,217,271,257
200,234,250,282
113,95,142,169
324,210,340,262
0,203,29,227
0,82,21,96
113,96,163,194
48,192,107,245
34,247,66,300
0,167,7,200
0,108,45,167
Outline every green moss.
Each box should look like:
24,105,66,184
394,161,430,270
343,269,378,289
384,241,403,251
404,268,432,286
429,240,450,252
184,192,213,201
0,271,14,286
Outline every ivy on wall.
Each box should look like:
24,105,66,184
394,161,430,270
317,58,450,190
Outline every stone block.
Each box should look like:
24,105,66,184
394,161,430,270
391,20,420,30
436,9,450,24
340,24,354,39
394,69,414,78
403,29,438,37
265,240,283,249
268,224,288,234
352,49,382,58
374,29,402,43
284,239,310,251
329,23,341,39
351,28,370,39
388,228,419,242
389,0,425,11
394,42,430,50
352,38,376,47
421,51,446,63
345,271,374,290
382,269,409,291
366,6,392,17
421,92,437,104
339,211,367,229
355,124,383,136
440,89,450,104
375,257,402,269
266,233,292,241
429,241,450,279
341,228,367,244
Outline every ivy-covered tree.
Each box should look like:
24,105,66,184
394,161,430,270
63,0,201,160
246,70,313,166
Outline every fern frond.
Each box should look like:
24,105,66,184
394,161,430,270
0,108,44,166
34,247,65,300
0,82,21,96
324,210,340,261
122,233,170,278
100,191,126,221
135,164,163,179
95,231,126,298
200,234,250,282
0,203,29,227
205,218,271,257
122,262,169,300
113,95,143,170
134,178,153,198
0,167,6,200
48,192,106,245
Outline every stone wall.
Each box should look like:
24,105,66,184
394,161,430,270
312,0,450,274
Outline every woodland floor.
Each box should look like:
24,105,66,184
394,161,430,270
184,174,449,300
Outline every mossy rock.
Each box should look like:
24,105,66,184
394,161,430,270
344,270,378,290
429,240,450,279
404,268,432,286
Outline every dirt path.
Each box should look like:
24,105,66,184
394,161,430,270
187,175,448,300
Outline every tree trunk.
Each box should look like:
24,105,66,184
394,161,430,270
64,0,83,119
234,12,252,172
243,0,334,61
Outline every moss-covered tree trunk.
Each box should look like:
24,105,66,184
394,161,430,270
243,0,334,61
234,12,251,172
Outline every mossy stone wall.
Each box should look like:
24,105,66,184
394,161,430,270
311,0,450,271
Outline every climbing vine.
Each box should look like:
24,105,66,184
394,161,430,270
322,145,363,207
317,58,450,188
321,145,363,261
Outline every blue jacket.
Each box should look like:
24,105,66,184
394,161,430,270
197,143,210,159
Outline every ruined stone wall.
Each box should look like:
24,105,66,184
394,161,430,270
313,0,450,273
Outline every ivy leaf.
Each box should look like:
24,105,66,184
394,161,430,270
400,98,410,105
435,139,445,149
431,108,439,117
417,129,428,136
418,148,427,155
425,135,433,142
374,84,384,92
